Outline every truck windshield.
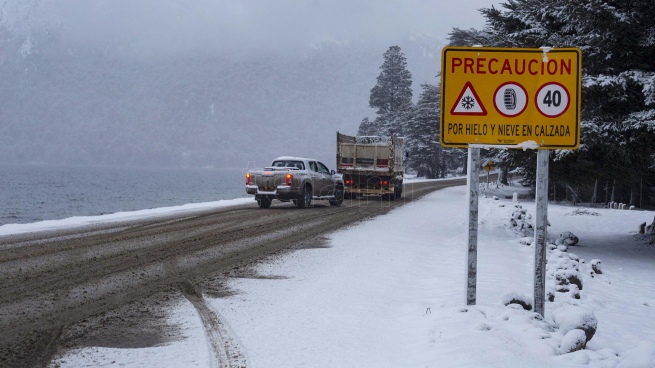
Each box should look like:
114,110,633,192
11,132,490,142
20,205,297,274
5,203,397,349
272,161,304,170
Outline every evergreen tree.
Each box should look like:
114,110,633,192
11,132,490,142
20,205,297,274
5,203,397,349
358,45,413,137
449,0,655,207
405,83,442,178
356,118,378,136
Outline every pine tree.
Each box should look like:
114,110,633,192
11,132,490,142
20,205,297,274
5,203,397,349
404,83,466,177
360,45,413,136
357,118,378,136
405,84,441,178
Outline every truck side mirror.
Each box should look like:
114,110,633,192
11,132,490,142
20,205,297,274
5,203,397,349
331,170,336,175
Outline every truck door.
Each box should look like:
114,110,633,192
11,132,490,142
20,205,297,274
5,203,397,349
316,161,333,197
309,161,321,197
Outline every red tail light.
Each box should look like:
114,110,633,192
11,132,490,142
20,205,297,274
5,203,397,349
379,180,389,186
286,173,293,185
246,173,251,185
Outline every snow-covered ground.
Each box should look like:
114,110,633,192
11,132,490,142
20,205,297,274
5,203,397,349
35,181,655,367
0,198,252,236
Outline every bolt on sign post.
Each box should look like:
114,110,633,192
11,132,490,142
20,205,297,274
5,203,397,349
439,47,582,315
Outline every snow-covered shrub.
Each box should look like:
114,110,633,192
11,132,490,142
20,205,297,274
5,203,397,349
567,284,581,300
555,256,580,272
558,231,579,246
646,216,655,244
555,269,583,291
590,259,602,274
560,329,588,353
552,305,598,343
509,205,533,236
501,292,533,311
547,290,555,302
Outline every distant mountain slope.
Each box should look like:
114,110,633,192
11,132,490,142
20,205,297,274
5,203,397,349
0,32,442,168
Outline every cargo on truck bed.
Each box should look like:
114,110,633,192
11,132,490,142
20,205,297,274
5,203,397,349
336,132,405,200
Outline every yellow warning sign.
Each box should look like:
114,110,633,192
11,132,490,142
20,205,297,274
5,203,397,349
440,47,582,149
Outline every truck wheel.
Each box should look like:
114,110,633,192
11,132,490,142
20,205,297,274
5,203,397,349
329,186,344,206
257,196,272,208
297,185,312,208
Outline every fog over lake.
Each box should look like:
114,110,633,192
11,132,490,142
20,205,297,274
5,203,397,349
0,0,497,168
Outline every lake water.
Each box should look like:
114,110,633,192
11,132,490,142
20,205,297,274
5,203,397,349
0,164,249,225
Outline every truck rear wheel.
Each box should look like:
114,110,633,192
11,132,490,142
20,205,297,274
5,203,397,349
329,185,344,206
394,185,402,199
296,185,312,208
257,196,272,208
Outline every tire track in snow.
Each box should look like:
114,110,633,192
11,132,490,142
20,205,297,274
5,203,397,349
179,281,247,368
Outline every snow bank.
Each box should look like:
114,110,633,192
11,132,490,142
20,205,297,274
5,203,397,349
0,198,252,236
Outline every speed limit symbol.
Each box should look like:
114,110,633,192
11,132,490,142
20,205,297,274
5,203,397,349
535,82,570,118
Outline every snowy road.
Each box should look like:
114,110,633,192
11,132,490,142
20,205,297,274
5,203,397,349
0,178,467,367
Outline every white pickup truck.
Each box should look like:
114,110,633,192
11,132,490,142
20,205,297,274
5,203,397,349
245,157,345,208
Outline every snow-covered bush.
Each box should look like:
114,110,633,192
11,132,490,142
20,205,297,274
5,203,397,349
646,216,655,244
558,231,579,246
508,205,533,236
555,269,583,292
546,249,587,302
590,259,602,274
560,329,588,353
567,284,581,300
555,255,579,272
547,289,555,302
551,305,598,343
501,292,533,311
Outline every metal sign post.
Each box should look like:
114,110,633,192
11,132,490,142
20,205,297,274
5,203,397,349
466,147,480,305
534,149,550,316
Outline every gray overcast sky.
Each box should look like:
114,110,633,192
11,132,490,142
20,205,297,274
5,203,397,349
23,0,501,56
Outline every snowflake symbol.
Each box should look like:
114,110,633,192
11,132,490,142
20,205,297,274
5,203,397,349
461,96,476,110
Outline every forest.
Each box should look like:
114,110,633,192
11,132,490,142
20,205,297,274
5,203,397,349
359,0,655,209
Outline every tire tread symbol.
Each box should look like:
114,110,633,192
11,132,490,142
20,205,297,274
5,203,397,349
494,82,527,117
504,88,517,110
